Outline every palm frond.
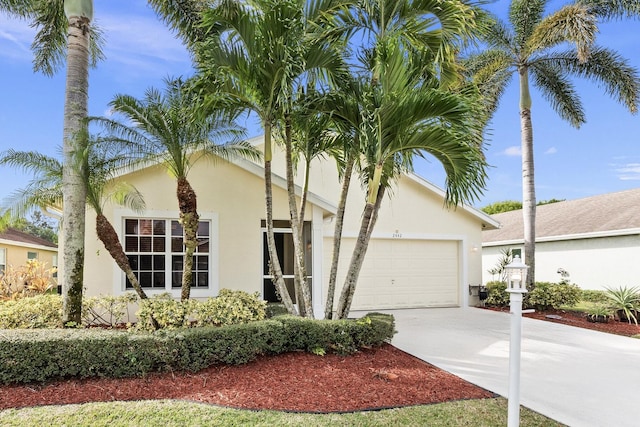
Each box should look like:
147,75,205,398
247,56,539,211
509,0,547,50
544,47,640,114
530,60,586,127
583,0,640,21
528,3,597,62
463,49,515,118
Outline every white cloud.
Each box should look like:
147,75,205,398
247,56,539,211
502,146,521,156
98,14,191,71
0,15,36,61
615,163,640,180
545,147,557,155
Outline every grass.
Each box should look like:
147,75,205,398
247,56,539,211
0,398,563,426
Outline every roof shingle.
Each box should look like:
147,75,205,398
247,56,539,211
483,188,640,243
0,228,58,248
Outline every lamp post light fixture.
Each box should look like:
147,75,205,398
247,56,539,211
504,255,529,427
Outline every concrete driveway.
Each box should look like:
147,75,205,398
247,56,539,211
377,308,640,427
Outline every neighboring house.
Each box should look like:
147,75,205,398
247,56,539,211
0,227,58,274
74,136,498,313
482,188,640,290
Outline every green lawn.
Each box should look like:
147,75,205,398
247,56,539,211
0,398,562,426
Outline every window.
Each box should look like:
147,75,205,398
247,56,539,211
124,218,210,290
52,254,58,278
0,248,5,274
27,251,38,260
511,248,522,259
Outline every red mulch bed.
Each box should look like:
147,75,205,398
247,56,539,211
0,344,495,412
484,306,640,337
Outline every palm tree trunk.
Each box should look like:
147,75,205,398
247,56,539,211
284,116,313,318
264,125,297,314
177,176,199,301
61,13,91,325
324,153,354,320
95,213,147,299
519,66,536,288
335,186,385,319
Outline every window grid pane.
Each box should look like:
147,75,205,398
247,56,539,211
124,218,210,291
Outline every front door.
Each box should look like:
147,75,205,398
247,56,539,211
262,221,312,304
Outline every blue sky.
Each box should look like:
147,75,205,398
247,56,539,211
0,0,639,211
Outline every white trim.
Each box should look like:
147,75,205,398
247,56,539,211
312,205,325,315
112,209,219,298
483,227,640,247
0,239,57,252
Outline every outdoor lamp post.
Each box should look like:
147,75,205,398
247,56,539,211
505,255,529,427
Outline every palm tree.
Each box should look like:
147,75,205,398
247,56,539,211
153,0,346,316
466,0,640,287
314,0,488,318
333,41,488,319
92,78,258,301
0,0,104,323
0,141,150,301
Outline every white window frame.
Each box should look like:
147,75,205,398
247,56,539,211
0,248,6,274
112,209,219,298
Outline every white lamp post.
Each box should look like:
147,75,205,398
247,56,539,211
504,255,529,427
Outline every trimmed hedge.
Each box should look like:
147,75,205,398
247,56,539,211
0,312,395,385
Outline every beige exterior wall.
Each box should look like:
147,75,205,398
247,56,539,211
81,137,493,311
83,159,316,299
0,241,58,272
322,173,486,308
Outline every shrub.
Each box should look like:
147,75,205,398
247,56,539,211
526,282,581,310
0,312,395,384
82,293,138,327
485,281,509,307
192,289,267,327
604,286,640,324
0,294,62,328
0,260,57,300
265,302,288,318
580,289,609,304
135,294,194,331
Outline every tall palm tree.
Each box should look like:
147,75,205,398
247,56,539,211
0,141,150,301
333,41,488,319
152,0,345,316
1,0,104,323
92,78,258,301
466,0,640,287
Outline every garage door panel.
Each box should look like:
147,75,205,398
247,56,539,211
348,239,459,310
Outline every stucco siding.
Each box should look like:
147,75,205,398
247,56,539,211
83,159,300,298
482,235,640,290
0,242,57,271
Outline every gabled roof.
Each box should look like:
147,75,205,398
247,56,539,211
483,188,640,245
0,227,58,249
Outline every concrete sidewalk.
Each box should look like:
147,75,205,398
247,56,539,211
379,308,640,427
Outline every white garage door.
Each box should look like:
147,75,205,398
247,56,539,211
335,238,460,310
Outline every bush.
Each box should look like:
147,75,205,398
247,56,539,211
526,282,581,310
580,289,609,304
135,293,194,331
0,312,395,384
0,294,62,328
485,281,509,307
82,293,138,327
192,289,267,327
0,260,57,300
